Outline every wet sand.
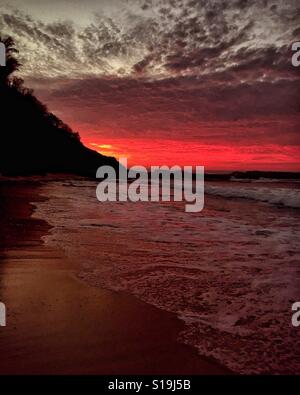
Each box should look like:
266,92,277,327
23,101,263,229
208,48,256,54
0,182,229,375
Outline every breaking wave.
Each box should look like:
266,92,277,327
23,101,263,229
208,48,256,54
206,184,300,209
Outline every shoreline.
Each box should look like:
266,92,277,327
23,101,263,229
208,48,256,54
0,181,229,375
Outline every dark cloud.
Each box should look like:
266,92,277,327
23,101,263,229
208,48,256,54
293,27,300,37
27,74,300,148
1,0,299,165
1,0,299,79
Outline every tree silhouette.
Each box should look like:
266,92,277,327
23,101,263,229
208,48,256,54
0,36,21,84
0,35,118,176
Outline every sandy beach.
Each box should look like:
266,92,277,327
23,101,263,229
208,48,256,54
0,181,228,375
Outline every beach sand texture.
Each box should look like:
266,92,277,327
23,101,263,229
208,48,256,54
0,182,227,374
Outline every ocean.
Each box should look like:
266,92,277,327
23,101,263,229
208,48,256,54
32,178,300,374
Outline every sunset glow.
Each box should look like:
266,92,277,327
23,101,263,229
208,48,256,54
84,138,300,171
1,0,300,378
2,0,299,171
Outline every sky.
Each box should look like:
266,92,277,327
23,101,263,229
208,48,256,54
0,0,299,170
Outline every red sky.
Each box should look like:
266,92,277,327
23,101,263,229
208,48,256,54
28,73,300,171
2,0,300,171
82,138,300,171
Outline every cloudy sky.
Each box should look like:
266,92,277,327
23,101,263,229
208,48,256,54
1,0,299,169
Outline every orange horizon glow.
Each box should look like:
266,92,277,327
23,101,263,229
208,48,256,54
83,138,300,172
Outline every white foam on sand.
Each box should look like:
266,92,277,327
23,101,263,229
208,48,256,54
32,180,300,374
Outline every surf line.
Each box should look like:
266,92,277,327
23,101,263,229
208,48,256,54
96,157,205,213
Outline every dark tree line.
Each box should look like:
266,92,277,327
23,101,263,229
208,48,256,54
0,36,118,176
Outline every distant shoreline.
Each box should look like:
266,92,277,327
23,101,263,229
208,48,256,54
2,170,300,183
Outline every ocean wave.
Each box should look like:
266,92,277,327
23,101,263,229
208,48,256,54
32,181,300,374
206,184,300,208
